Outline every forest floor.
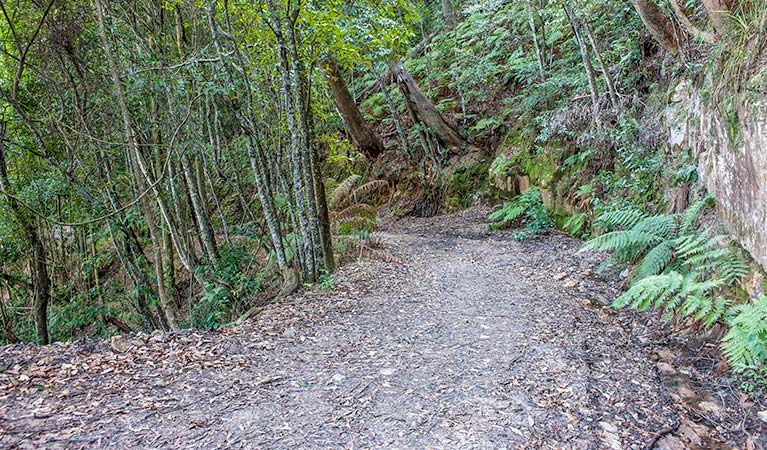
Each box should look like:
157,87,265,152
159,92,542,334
1,207,765,449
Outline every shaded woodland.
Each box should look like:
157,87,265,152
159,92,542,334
1,0,766,388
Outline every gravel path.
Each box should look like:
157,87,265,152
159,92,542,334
0,209,756,449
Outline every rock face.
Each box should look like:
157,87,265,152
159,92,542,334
669,82,767,270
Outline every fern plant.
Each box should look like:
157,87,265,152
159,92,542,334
582,198,767,381
329,175,388,234
328,175,392,261
723,295,767,376
583,197,749,326
488,187,553,239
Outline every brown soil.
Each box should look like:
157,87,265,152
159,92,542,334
1,208,764,449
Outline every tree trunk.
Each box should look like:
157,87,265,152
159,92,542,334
631,0,686,53
325,56,385,160
701,0,731,36
0,124,50,344
390,62,467,151
310,141,335,272
527,0,546,81
30,228,50,344
180,151,219,265
582,19,620,109
442,0,456,30
564,4,601,125
671,0,718,44
372,64,412,159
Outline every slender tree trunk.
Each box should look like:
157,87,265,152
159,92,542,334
527,0,546,81
311,146,335,272
564,4,601,125
325,56,385,160
0,124,50,344
373,64,412,159
442,0,456,30
147,97,178,331
390,62,467,150
200,149,231,247
582,19,620,109
180,151,219,265
631,0,687,53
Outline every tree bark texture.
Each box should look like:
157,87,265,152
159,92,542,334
390,62,467,151
631,0,687,53
442,0,457,30
325,57,385,160
701,0,732,36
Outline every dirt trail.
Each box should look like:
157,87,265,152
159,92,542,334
0,209,761,449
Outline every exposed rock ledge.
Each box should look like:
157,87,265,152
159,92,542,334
668,81,767,271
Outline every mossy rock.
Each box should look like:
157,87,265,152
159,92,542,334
445,154,490,211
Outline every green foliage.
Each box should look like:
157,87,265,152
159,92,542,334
192,245,264,330
192,285,232,330
446,159,490,211
585,199,767,380
488,187,553,239
304,271,334,292
563,212,588,237
723,295,767,376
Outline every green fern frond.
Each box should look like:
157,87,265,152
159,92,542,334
634,241,674,279
683,247,729,270
489,204,525,223
680,294,709,320
702,297,730,328
594,208,646,231
722,295,767,373
716,252,750,285
631,214,678,239
488,187,552,235
582,230,662,253
613,272,684,311
588,201,761,376
673,233,717,259
680,196,714,234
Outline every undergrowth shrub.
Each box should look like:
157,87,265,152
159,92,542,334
724,295,767,384
583,198,767,383
193,245,264,330
488,187,553,240
329,175,391,261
